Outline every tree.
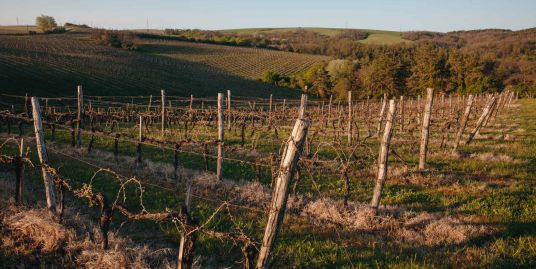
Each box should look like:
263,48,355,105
361,52,405,98
36,15,57,33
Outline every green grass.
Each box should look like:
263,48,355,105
1,99,535,267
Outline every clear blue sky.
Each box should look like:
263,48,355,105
1,0,534,32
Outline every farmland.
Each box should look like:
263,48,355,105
0,11,535,268
138,38,330,79
1,89,535,268
0,32,327,97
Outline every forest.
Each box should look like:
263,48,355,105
256,28,536,99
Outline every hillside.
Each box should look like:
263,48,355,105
218,27,410,45
0,33,308,98
138,38,330,79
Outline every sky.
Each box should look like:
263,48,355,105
1,0,535,32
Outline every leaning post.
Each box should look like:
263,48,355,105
418,88,434,170
31,97,57,218
453,94,474,150
370,99,397,210
256,96,309,269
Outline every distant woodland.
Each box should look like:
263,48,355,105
158,28,536,99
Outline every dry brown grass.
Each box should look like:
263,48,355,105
5,208,69,252
469,152,522,163
300,197,493,246
0,201,176,268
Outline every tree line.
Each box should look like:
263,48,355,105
260,28,536,99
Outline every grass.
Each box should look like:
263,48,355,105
1,99,535,268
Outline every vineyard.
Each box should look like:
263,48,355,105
0,33,313,97
139,39,330,79
1,88,535,268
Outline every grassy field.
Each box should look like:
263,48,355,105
0,25,38,34
0,96,534,268
218,27,411,45
0,32,308,98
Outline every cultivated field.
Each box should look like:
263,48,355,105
139,39,330,79
0,33,315,98
1,90,534,268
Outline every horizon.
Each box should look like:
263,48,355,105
1,0,535,32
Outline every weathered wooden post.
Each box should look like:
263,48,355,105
76,85,84,147
376,94,388,137
161,90,166,137
136,115,143,166
466,95,497,145
177,184,194,269
217,93,224,181
453,94,474,150
371,99,397,210
419,88,434,170
147,94,152,112
482,95,498,127
31,97,57,218
256,97,309,269
347,91,352,144
227,90,232,130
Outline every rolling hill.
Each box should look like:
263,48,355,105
218,27,411,45
0,32,323,98
138,38,330,80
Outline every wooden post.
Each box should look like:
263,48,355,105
177,184,193,269
217,93,224,181
147,94,152,112
419,88,434,170
227,90,232,130
161,90,166,137
15,138,25,204
453,94,474,150
371,99,397,210
299,94,307,118
466,95,497,145
31,97,57,218
377,94,388,137
347,91,352,145
76,85,83,147
256,98,309,269
482,96,498,127
136,116,143,166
